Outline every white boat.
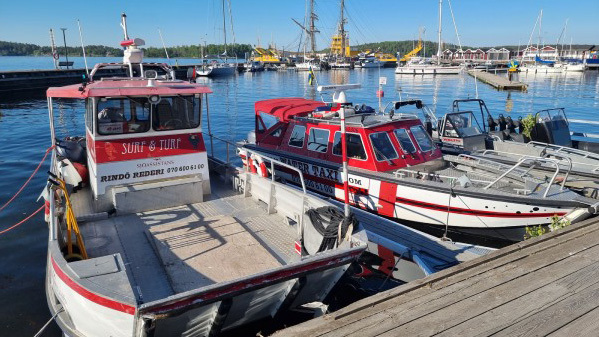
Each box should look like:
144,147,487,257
330,60,352,69
562,63,586,72
42,15,368,337
295,60,321,71
518,63,563,74
395,63,464,75
356,57,383,68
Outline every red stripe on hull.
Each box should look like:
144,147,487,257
378,181,397,217
395,196,567,218
51,257,136,315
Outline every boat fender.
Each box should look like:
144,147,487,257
72,162,89,184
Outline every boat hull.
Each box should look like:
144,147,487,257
242,146,581,242
395,65,463,75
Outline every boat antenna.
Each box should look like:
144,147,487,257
158,28,171,65
120,13,129,40
76,20,90,77
49,29,59,70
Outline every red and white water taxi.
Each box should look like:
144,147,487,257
240,85,599,242
42,17,367,337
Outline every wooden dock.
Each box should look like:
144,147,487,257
275,217,599,336
468,69,527,91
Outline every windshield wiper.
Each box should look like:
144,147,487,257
373,146,395,165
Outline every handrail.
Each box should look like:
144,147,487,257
483,148,597,173
202,132,308,194
526,141,599,160
456,153,531,179
481,156,567,198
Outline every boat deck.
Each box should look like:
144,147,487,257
274,216,599,336
74,177,300,304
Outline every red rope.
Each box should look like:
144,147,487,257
0,205,44,236
0,145,54,213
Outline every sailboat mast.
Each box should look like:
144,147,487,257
222,0,228,60
339,0,345,58
437,0,442,65
310,0,316,57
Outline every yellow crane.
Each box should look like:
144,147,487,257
401,38,423,62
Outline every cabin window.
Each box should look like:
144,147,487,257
97,97,151,135
153,96,201,131
393,129,417,154
307,128,330,153
257,112,280,133
288,125,306,148
332,132,367,160
269,126,284,138
444,112,482,137
410,125,435,152
85,98,93,133
369,132,398,161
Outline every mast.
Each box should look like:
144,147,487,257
437,0,442,65
537,9,542,63
309,0,318,58
222,0,228,60
339,0,346,58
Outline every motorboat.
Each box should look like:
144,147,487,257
395,62,464,75
355,56,383,69
241,60,265,72
417,98,599,198
42,17,367,337
240,85,599,243
196,59,237,77
295,60,322,71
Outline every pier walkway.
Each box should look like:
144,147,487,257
468,69,527,91
275,217,599,336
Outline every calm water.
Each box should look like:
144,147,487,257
1,56,599,336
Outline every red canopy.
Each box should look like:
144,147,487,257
47,79,212,99
255,98,325,122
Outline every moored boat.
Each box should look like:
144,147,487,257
43,17,367,337
240,85,599,243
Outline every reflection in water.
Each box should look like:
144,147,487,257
505,92,513,113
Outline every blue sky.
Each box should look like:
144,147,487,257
1,0,597,49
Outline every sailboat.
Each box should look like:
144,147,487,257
294,0,322,71
519,10,563,74
329,0,352,69
395,0,463,75
197,0,236,77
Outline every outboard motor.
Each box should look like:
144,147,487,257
498,114,507,131
518,116,525,134
56,137,87,164
487,115,497,131
506,116,517,134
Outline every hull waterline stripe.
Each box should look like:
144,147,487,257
51,257,136,315
395,196,568,218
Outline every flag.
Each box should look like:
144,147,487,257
308,67,315,86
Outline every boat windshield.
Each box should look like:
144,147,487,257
97,97,151,135
369,132,398,162
393,129,417,154
96,95,201,135
410,125,435,152
443,112,483,138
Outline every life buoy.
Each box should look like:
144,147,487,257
53,52,59,60
251,154,269,178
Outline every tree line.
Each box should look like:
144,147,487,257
0,40,254,58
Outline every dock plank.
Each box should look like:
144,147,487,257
546,306,599,336
356,244,599,337
468,70,527,91
274,218,599,337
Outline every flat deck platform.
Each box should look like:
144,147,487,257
468,70,528,91
275,216,599,336
76,177,298,303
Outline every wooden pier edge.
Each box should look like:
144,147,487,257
274,216,599,336
468,70,528,91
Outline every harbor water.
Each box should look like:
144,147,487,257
1,56,599,336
